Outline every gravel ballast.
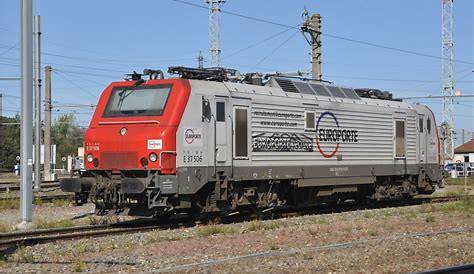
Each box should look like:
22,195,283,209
0,197,472,273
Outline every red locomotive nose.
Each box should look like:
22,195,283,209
84,78,190,174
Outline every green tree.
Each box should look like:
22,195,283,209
0,115,21,170
0,114,84,170
51,114,85,165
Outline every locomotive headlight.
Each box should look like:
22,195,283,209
149,153,158,162
120,127,127,136
86,153,94,163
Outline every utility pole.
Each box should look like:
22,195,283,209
198,51,204,69
34,15,41,191
461,128,465,144
301,10,322,81
206,0,225,67
441,0,455,162
0,93,2,118
20,0,33,225
44,66,52,182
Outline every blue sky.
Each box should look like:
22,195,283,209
0,0,472,141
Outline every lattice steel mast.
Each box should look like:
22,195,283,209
441,0,455,161
206,0,225,67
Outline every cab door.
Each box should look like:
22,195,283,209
418,114,427,163
233,104,250,161
215,97,230,166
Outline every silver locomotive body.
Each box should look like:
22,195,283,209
171,78,441,214
62,74,442,216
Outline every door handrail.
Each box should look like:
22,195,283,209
229,113,234,178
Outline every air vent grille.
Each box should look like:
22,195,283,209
275,78,299,93
326,86,346,98
310,84,331,97
293,81,315,95
341,88,360,100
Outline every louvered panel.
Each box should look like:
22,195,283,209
275,79,299,93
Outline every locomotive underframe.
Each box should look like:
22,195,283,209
65,163,441,217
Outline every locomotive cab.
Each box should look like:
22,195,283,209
61,77,191,215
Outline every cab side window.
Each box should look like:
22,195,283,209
216,102,225,122
419,118,423,133
395,120,406,158
427,117,431,134
305,111,315,130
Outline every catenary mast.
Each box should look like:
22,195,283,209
441,0,455,161
206,0,225,67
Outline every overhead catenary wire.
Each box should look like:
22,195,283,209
0,56,128,74
0,43,18,57
254,30,301,67
52,69,99,99
222,24,301,60
325,74,473,83
53,68,118,79
170,0,474,66
0,43,197,66
399,94,474,100
397,67,474,94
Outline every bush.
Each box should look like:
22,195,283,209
0,223,14,233
246,220,285,232
73,261,86,272
367,230,378,236
268,241,279,250
0,197,19,210
34,218,74,229
196,224,238,237
439,196,474,214
425,215,435,223
10,246,34,263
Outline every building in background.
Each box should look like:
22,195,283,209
453,140,474,164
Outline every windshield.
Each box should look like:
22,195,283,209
103,85,172,117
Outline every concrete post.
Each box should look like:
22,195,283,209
44,66,52,181
20,0,33,224
34,15,42,190
310,14,322,81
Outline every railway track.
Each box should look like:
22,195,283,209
260,194,471,221
0,194,74,203
414,263,474,274
0,181,60,193
0,195,470,253
0,179,60,184
0,218,191,252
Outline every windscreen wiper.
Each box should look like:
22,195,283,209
117,89,133,110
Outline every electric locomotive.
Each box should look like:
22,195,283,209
61,67,443,217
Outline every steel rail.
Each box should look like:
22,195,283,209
0,218,191,251
0,180,59,185
265,195,471,221
412,263,474,274
0,195,470,252
0,182,60,192
0,194,74,203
